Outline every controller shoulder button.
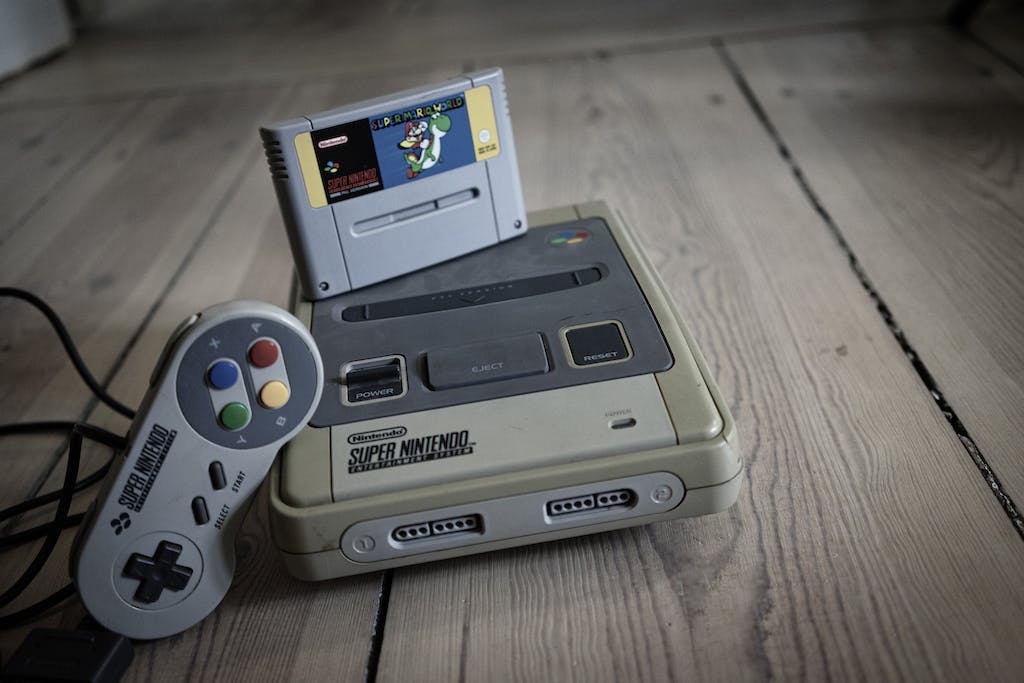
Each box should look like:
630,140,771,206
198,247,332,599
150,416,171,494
149,313,200,387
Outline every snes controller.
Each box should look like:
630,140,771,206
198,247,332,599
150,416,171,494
72,301,324,639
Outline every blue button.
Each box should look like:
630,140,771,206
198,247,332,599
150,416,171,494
207,360,238,390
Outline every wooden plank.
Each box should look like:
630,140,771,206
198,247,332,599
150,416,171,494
0,101,134,237
0,87,299,660
0,87,289,514
374,48,1024,681
0,69,456,679
728,26,1024,503
0,1,941,104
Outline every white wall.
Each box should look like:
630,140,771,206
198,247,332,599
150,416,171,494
0,0,72,80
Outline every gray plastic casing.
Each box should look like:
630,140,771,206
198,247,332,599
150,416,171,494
71,302,324,639
260,68,527,300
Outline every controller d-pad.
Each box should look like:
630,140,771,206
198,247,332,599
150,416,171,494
123,541,194,605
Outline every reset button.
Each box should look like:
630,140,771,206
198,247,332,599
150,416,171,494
563,321,631,367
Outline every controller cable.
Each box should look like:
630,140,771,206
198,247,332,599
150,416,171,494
0,287,135,631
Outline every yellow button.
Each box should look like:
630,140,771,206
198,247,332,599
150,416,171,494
259,380,289,409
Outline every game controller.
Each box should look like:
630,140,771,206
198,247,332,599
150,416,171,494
72,301,324,639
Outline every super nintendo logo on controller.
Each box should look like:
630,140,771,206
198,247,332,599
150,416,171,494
118,423,177,512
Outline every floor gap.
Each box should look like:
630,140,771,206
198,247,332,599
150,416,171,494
364,570,393,683
2,137,263,534
963,26,1024,78
712,38,1024,541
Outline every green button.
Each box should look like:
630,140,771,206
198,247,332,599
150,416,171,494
219,402,249,430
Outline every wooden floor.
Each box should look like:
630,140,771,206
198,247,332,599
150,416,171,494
2,1,1023,680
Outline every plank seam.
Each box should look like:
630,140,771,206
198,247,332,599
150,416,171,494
712,39,1024,542
1,99,145,247
3,139,262,533
363,570,393,683
962,26,1024,78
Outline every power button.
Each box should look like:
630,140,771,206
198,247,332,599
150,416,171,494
342,356,407,405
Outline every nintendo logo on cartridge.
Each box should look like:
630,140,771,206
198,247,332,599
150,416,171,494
318,135,349,149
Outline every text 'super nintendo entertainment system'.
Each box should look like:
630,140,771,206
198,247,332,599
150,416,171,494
261,68,526,301
269,201,742,581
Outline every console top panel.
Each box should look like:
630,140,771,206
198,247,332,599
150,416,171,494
310,217,674,426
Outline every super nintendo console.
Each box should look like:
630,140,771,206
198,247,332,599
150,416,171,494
260,68,526,300
270,202,742,581
72,302,323,639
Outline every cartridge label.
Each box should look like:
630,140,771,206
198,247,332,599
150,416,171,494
307,86,499,206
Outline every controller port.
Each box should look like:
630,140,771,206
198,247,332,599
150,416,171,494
546,494,595,516
391,514,483,543
546,489,636,517
594,489,634,508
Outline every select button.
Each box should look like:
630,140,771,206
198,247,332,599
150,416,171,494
427,333,549,390
192,497,210,525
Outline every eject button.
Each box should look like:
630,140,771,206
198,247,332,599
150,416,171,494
427,333,549,390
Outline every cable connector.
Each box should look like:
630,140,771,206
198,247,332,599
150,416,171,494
1,626,133,682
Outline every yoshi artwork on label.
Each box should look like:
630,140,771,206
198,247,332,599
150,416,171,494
396,113,452,179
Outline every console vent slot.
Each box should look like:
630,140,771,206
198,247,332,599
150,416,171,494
259,129,288,180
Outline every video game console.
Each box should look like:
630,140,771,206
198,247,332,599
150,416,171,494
269,201,742,580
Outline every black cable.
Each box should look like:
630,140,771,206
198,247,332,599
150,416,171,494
0,287,136,419
0,421,81,437
0,420,127,449
0,429,81,609
0,424,125,630
0,290,140,633
0,422,123,523
0,583,77,631
0,513,86,551
0,462,110,523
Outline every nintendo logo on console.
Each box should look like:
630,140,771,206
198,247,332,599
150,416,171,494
348,426,408,445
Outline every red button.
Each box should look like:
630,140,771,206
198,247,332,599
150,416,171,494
249,339,279,368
